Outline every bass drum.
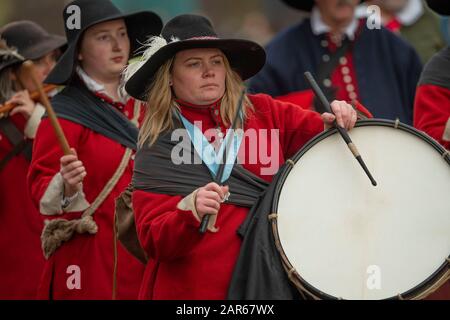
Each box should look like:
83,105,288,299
271,120,450,300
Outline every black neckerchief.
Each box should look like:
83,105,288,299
45,79,138,150
133,117,269,207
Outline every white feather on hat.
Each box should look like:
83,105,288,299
122,36,182,99
0,39,24,65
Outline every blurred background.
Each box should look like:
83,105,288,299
1,0,448,57
0,0,309,46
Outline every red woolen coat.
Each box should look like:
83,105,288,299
414,84,450,150
28,98,145,300
414,84,450,300
0,114,44,299
132,94,325,300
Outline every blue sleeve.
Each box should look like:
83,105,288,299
248,59,285,97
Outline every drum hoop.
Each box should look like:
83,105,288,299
271,119,450,300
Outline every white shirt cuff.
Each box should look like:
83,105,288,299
24,103,45,139
177,189,219,233
39,172,90,215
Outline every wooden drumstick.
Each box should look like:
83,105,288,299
21,60,72,156
199,90,245,234
304,72,377,187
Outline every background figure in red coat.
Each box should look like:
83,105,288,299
414,46,450,150
124,14,357,300
414,0,450,151
27,0,162,299
0,20,66,299
413,0,450,299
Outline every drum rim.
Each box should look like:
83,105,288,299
271,119,450,300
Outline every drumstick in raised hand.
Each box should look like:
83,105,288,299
304,72,377,187
199,89,245,234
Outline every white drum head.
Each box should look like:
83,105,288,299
276,123,450,300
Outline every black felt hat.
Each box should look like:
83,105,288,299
45,0,162,85
0,40,24,73
0,20,66,72
125,14,266,101
426,0,450,15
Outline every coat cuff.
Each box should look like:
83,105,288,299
39,172,90,215
177,189,219,233
443,118,450,142
24,103,45,139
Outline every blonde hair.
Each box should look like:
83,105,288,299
138,52,253,147
0,68,15,103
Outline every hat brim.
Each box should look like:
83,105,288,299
0,32,66,73
0,58,23,73
282,0,365,11
426,0,450,15
125,38,266,101
45,11,162,85
22,34,67,61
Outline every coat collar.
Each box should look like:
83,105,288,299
76,67,127,104
310,6,359,40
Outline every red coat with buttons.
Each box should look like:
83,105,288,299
28,97,145,300
274,35,373,119
132,93,325,299
0,114,45,299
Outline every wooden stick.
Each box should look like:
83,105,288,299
21,60,72,155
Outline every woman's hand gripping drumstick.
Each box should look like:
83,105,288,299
304,71,377,187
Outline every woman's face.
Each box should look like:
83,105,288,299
171,48,226,105
78,19,130,83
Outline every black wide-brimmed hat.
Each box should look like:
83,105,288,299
426,0,450,15
281,0,365,12
0,20,66,72
0,40,24,73
45,0,162,85
125,14,266,101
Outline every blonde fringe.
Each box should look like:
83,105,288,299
138,54,253,148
